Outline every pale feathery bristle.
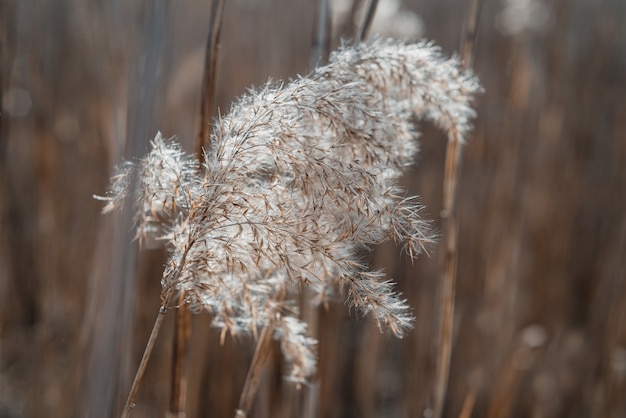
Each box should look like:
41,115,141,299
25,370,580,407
100,38,481,381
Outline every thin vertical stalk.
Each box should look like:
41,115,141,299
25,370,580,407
338,0,364,40
432,1,482,418
356,0,378,41
195,0,227,158
168,292,192,417
433,138,462,418
459,0,482,71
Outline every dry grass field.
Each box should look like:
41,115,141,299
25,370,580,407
1,1,625,417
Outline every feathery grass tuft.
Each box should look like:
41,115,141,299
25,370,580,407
99,38,481,382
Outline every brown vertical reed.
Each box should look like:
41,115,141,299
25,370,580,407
356,0,379,41
432,1,482,418
168,290,192,417
195,0,226,158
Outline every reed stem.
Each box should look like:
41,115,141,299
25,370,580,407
195,0,227,158
121,290,174,418
167,291,192,417
235,324,275,418
356,0,379,41
122,240,193,418
432,1,482,417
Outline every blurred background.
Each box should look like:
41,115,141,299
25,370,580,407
1,0,625,417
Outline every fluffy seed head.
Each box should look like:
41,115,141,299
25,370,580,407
99,38,481,381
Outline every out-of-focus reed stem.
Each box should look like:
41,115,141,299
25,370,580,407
458,389,477,418
433,137,462,418
236,324,275,418
356,0,378,41
195,0,226,158
168,291,191,417
309,0,331,69
432,1,482,418
460,0,482,70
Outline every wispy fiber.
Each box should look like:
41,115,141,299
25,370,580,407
100,38,481,382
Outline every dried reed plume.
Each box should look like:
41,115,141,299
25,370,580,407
100,38,481,383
